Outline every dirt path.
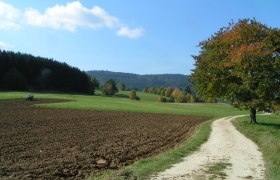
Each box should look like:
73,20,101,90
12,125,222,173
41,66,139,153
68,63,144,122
152,116,266,179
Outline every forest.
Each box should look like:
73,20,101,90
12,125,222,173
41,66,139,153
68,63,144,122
0,50,92,93
87,70,190,90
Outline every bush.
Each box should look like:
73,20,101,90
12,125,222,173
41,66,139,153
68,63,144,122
177,95,188,103
205,97,217,103
171,88,183,100
143,87,148,93
169,96,175,103
117,82,125,91
90,77,100,95
160,88,166,96
129,90,140,100
102,79,118,96
157,96,167,102
165,87,173,97
186,93,196,103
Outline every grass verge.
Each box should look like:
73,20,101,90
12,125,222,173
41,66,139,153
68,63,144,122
233,115,280,179
206,162,231,179
89,119,213,180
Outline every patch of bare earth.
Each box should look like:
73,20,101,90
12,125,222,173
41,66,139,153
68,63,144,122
0,99,209,179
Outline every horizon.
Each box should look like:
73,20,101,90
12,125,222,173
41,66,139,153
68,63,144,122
87,69,189,76
0,0,279,74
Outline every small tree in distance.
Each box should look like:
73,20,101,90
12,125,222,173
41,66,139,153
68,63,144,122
169,96,175,103
171,89,183,100
129,90,140,100
165,87,173,97
90,77,100,95
157,96,167,102
102,79,118,96
177,95,188,103
117,82,125,91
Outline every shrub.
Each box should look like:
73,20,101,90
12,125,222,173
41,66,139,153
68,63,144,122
156,87,162,95
205,97,217,103
169,96,175,103
186,93,196,103
117,82,126,91
102,79,118,96
157,96,167,102
160,88,166,96
90,77,100,95
165,87,173,97
129,90,140,100
177,95,188,103
171,88,183,100
143,87,148,93
189,94,196,103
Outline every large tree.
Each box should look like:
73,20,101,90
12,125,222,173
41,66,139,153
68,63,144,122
191,19,280,123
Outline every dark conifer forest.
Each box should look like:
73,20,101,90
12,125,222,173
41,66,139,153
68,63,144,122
0,50,92,93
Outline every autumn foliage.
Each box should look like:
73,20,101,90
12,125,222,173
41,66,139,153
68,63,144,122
191,19,280,123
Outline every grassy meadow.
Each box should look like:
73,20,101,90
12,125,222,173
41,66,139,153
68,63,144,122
0,91,247,117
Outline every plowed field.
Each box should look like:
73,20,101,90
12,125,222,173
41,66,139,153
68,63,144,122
0,99,209,179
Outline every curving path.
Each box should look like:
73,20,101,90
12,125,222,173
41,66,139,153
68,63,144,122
151,116,266,180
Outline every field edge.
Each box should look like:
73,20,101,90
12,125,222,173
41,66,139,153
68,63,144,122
88,119,214,180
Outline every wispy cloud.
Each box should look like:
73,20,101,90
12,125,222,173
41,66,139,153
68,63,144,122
24,1,120,31
0,41,14,50
0,1,21,30
117,27,144,39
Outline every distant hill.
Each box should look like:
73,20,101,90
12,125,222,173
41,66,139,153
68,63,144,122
87,70,190,90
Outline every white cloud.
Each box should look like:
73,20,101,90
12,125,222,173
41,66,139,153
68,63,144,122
0,1,144,38
24,1,119,31
117,27,144,39
0,1,21,29
0,41,14,50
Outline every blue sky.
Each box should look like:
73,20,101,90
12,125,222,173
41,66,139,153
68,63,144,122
0,0,279,75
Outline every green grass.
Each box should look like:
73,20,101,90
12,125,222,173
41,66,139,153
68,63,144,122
89,120,213,180
206,162,232,179
0,91,247,117
233,115,280,179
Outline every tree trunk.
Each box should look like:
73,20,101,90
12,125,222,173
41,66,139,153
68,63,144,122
250,108,257,123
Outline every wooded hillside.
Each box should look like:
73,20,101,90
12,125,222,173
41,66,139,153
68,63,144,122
0,50,91,93
87,70,190,90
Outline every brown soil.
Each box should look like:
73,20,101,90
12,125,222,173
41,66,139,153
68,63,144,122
0,99,209,179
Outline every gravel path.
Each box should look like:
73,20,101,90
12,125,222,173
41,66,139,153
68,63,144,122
151,116,266,180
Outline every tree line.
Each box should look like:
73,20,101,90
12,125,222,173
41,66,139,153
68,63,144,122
87,70,190,90
0,50,94,93
143,86,199,103
100,79,140,100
